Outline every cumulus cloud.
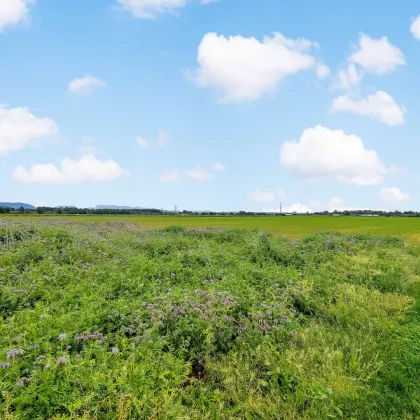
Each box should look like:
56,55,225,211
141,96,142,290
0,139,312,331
280,125,387,185
192,32,319,102
12,154,128,184
116,0,189,19
136,137,151,149
265,197,370,213
248,189,286,203
213,163,224,171
264,203,312,213
0,105,57,156
284,203,312,213
0,0,34,31
69,76,106,95
331,91,405,126
349,33,405,75
379,187,411,203
159,169,181,183
309,197,367,212
410,16,420,40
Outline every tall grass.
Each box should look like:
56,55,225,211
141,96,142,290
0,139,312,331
0,221,419,419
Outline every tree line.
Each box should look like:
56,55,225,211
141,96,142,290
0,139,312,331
1,206,420,217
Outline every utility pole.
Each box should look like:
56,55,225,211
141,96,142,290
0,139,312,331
280,201,282,215
174,204,177,213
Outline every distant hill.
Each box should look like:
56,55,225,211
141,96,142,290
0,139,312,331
95,205,147,210
0,202,36,210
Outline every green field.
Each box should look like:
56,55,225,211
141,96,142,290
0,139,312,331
1,220,420,418
3,215,420,243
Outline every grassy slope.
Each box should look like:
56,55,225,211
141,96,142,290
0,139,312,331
0,221,419,419
3,215,420,243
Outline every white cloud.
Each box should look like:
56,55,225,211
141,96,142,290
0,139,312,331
331,91,405,126
116,0,188,19
310,197,367,212
280,125,387,185
316,62,330,79
192,32,319,102
248,189,286,203
136,136,151,149
410,16,420,40
266,197,368,213
0,0,34,31
69,76,106,95
213,162,224,171
334,64,363,90
379,187,411,203
0,105,57,156
349,33,405,75
201,0,218,3
284,203,312,213
264,203,312,213
12,154,129,184
185,164,215,181
159,169,181,183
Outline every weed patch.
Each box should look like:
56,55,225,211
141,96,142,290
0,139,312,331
0,223,419,419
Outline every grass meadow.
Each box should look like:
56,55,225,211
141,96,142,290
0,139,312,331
1,219,420,419
3,215,420,243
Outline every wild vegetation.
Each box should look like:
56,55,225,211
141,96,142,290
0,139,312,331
0,220,420,419
3,214,420,244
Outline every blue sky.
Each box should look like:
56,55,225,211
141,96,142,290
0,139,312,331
1,0,420,212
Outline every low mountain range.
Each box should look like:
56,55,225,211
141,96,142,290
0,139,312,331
0,202,36,210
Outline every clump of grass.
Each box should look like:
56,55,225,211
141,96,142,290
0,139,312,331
0,222,419,419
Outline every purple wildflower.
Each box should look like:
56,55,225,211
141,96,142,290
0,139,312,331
56,357,69,367
16,377,30,388
6,349,25,359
